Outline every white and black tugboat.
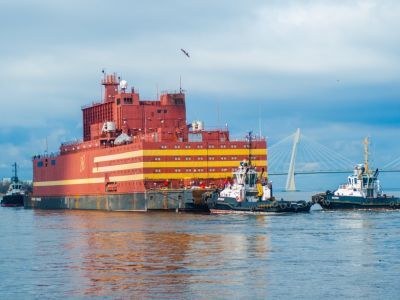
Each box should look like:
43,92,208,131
312,138,400,209
1,163,26,207
205,133,312,214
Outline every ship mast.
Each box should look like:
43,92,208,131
363,137,369,173
12,162,18,183
248,131,252,165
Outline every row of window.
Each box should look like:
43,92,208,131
65,143,249,152
156,156,246,161
37,157,258,168
116,97,133,105
160,144,243,149
37,160,56,167
154,168,232,173
63,143,99,152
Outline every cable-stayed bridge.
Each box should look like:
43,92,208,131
268,129,400,191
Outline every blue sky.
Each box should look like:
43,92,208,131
1,0,400,188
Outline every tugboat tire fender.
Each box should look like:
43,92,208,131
390,201,395,207
279,203,287,209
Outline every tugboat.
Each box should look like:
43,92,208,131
1,163,26,207
206,133,312,214
312,137,400,209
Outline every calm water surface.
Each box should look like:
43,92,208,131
1,192,400,299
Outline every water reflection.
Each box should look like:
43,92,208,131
34,211,271,298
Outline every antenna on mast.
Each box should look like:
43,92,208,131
258,104,262,138
364,136,370,173
216,100,221,129
45,136,48,155
179,76,182,93
101,68,106,101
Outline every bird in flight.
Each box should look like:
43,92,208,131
181,49,190,58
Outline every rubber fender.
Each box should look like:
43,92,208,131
256,183,263,197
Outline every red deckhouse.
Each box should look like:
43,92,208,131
31,73,267,210
82,74,190,144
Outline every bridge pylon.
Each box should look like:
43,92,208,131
285,128,300,191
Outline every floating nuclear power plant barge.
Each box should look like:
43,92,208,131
27,73,268,211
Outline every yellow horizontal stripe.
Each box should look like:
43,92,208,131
34,177,104,187
143,171,269,180
94,148,266,163
93,162,144,173
109,174,144,182
143,172,233,180
92,160,267,173
143,149,266,156
33,175,143,187
94,150,144,163
145,160,267,168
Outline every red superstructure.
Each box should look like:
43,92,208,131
31,73,267,210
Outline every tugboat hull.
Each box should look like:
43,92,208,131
1,194,25,207
312,137,399,210
207,196,312,214
312,192,400,210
